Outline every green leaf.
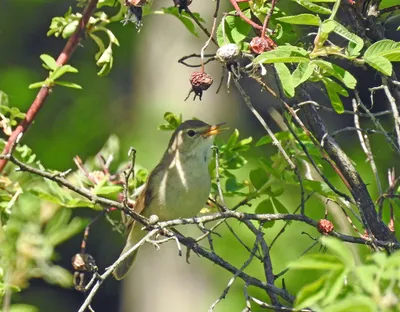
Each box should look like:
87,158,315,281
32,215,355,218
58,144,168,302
320,236,354,267
274,63,295,97
323,78,344,114
276,14,321,26
158,112,182,130
325,20,364,56
258,157,281,179
250,168,269,190
364,39,400,61
293,0,332,14
40,54,57,71
295,275,327,308
292,62,317,87
312,60,357,89
29,188,95,209
256,131,292,146
323,295,377,312
254,46,309,64
322,77,348,96
355,265,377,294
226,129,239,150
321,268,349,305
216,10,251,45
156,7,203,37
225,178,246,193
364,55,393,76
54,81,82,89
10,304,39,312
289,254,344,270
50,64,78,81
94,184,123,196
255,199,275,228
271,197,289,213
28,81,45,89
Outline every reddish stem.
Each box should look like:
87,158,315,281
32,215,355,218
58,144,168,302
261,0,277,38
228,0,263,31
0,0,99,173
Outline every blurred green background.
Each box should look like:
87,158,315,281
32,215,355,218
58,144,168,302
1,0,399,311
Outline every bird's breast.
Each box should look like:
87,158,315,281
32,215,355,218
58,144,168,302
148,157,211,220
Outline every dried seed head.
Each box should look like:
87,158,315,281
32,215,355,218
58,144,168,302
215,44,241,63
317,219,334,235
72,253,96,272
189,71,213,100
250,36,277,55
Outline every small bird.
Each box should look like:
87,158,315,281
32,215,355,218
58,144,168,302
113,120,225,280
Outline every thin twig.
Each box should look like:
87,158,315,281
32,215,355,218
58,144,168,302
78,229,159,312
178,53,216,68
208,229,263,311
185,8,219,46
293,101,393,117
352,98,382,196
232,78,296,170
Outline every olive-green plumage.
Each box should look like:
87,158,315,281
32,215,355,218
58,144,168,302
113,120,224,280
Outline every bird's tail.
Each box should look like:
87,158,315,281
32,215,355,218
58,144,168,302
113,226,143,280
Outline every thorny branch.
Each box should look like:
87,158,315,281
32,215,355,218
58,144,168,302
0,0,100,173
3,146,399,309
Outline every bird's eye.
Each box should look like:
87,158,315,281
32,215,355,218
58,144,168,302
187,130,196,137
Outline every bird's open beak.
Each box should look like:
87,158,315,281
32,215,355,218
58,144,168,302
202,122,228,137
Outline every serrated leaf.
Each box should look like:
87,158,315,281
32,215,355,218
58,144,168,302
274,63,295,97
276,14,321,26
217,10,251,45
293,0,332,14
323,79,344,114
322,77,348,96
327,20,363,56
312,60,356,89
254,46,309,64
364,39,400,61
40,54,57,71
292,62,317,87
365,55,393,76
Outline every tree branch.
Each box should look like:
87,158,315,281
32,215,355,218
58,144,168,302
0,0,99,173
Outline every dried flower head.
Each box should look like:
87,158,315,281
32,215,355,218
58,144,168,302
317,219,334,235
250,36,277,55
188,71,213,100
